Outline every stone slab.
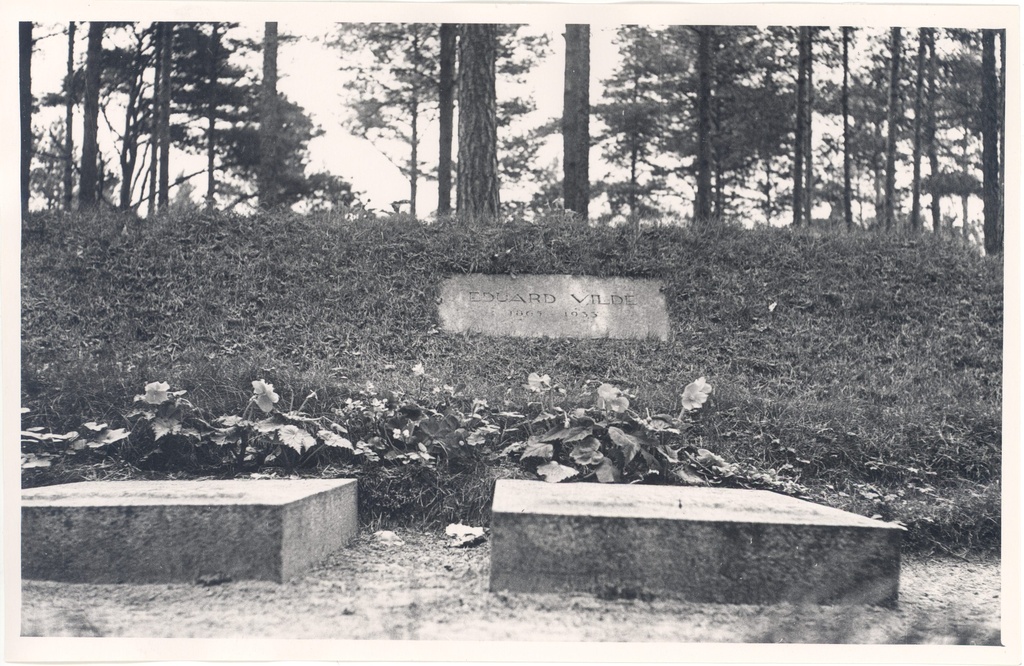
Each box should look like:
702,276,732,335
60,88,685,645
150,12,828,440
438,274,669,340
22,479,357,584
489,480,904,605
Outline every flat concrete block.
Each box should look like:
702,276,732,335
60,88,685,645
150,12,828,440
22,479,357,584
490,480,904,605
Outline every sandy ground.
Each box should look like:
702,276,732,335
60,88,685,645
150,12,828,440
21,530,1001,644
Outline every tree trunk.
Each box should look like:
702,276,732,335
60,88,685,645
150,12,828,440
998,30,1005,243
259,22,281,209
792,27,807,227
803,27,814,227
158,22,172,210
981,29,1002,255
64,22,76,211
456,23,499,221
961,130,970,239
118,66,141,210
79,21,104,210
206,23,220,210
562,24,590,220
695,26,713,223
437,23,457,217
910,29,926,233
410,92,419,218
148,22,160,218
842,26,853,231
20,22,33,215
925,28,941,233
883,27,901,231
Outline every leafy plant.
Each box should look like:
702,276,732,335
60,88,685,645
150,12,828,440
502,374,810,495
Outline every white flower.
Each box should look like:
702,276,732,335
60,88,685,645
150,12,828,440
252,379,280,413
681,377,712,411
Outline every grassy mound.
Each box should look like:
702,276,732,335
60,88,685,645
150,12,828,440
20,209,1002,553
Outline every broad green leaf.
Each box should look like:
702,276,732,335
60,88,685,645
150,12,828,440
255,419,281,433
152,418,181,440
695,448,727,468
673,466,708,486
536,461,578,483
570,436,605,465
278,425,316,453
501,440,527,456
607,426,641,464
538,425,570,442
318,429,354,450
520,437,554,461
562,426,594,443
656,444,681,463
595,458,622,483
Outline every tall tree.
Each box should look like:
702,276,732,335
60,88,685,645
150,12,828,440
456,23,499,220
172,22,249,210
802,27,814,226
336,23,438,217
842,26,853,231
981,29,1002,254
924,28,940,232
882,27,902,231
694,26,713,222
909,29,927,233
157,22,172,210
20,22,33,215
594,26,676,221
63,22,76,211
258,22,282,208
792,26,808,227
562,24,590,219
79,21,105,209
105,24,155,211
437,23,457,216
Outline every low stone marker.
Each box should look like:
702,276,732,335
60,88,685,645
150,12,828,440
438,274,670,340
489,480,904,605
22,479,357,584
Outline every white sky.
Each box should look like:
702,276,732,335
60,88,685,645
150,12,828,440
25,20,990,227
28,21,627,217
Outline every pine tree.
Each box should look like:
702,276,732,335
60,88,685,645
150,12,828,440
258,22,281,209
882,27,902,231
79,21,105,209
456,23,499,220
562,24,590,219
437,23,457,216
694,26,713,222
20,22,33,215
63,22,76,211
981,29,1002,254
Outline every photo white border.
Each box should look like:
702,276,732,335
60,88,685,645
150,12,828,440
2,1,1019,664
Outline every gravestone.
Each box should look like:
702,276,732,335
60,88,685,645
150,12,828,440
22,479,357,584
438,274,669,340
489,479,904,605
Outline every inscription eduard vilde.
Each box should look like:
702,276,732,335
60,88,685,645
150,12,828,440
438,275,669,341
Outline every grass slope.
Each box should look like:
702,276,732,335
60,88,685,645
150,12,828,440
20,210,1003,552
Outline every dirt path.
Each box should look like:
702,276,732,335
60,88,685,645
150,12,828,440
21,530,1001,644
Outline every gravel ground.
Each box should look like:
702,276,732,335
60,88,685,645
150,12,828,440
21,530,1001,644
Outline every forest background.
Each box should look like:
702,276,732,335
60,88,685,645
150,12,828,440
15,8,1010,250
